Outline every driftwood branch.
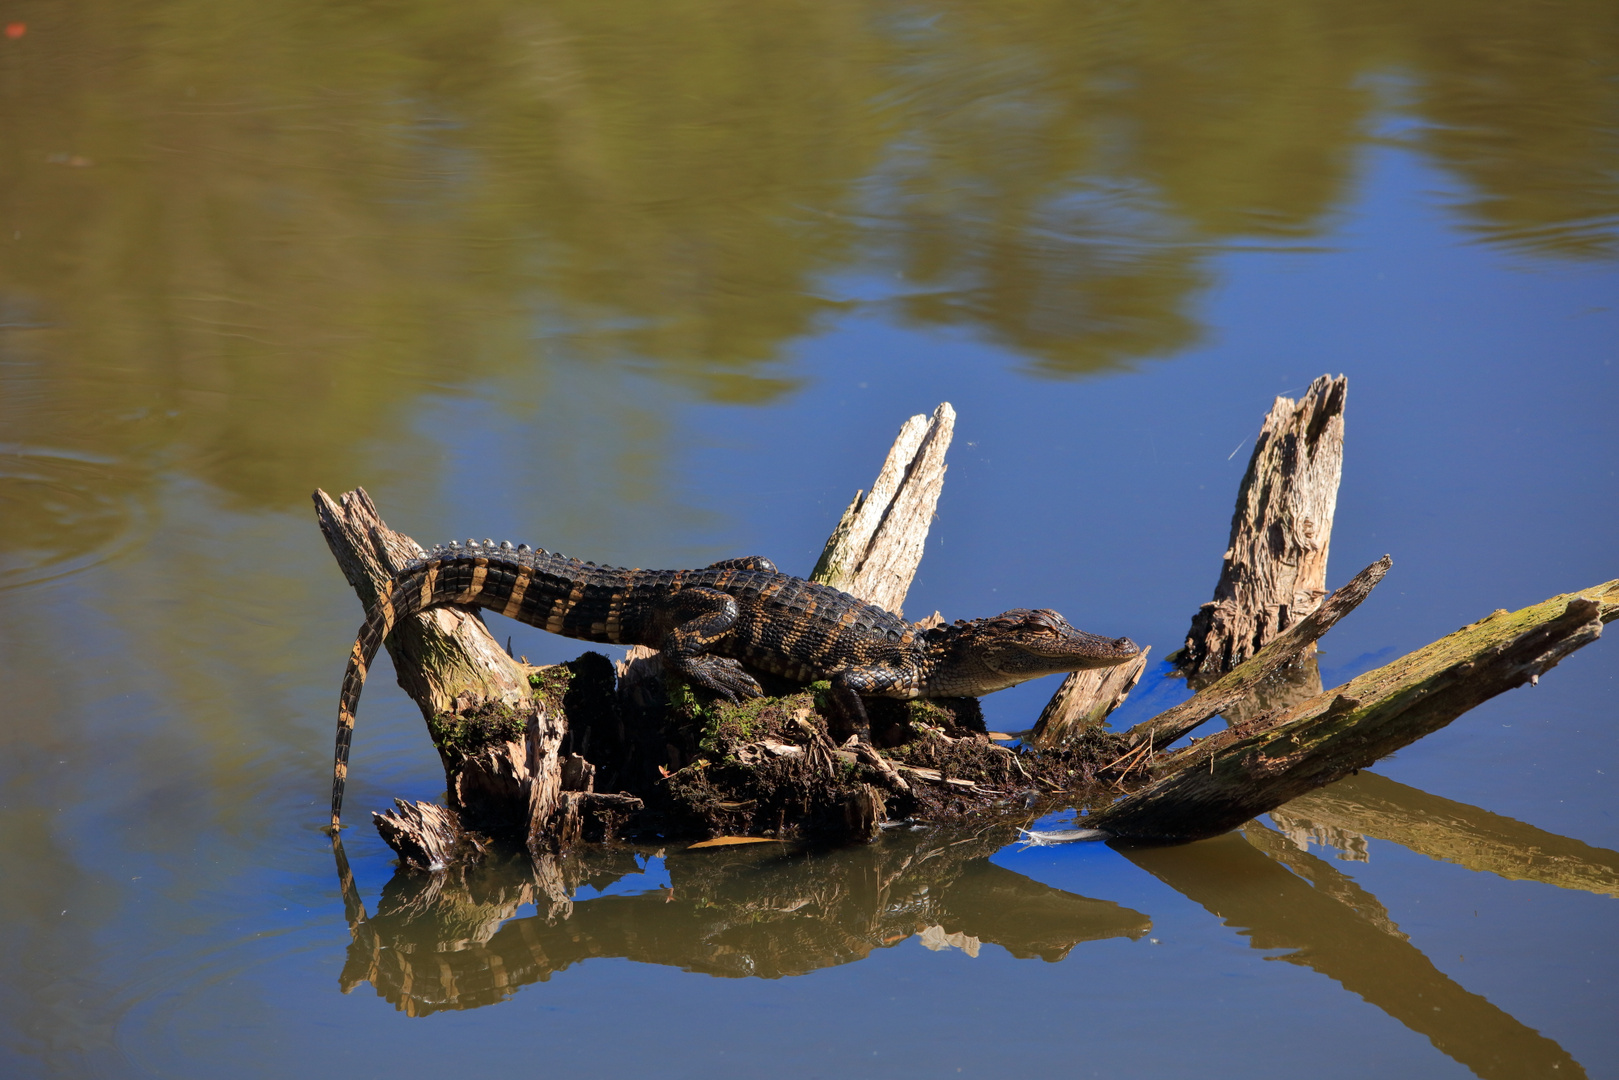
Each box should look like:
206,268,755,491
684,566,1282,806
1090,580,1619,842
1124,555,1391,749
1179,375,1347,676
812,402,953,616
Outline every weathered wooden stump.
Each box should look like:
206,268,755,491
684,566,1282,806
1178,374,1347,677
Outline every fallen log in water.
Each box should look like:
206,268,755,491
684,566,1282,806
1089,580,1618,843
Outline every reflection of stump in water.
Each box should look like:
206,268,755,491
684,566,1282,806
334,824,1150,1016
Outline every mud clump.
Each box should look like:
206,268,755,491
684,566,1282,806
435,652,1141,848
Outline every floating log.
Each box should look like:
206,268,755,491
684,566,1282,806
811,402,953,617
1179,375,1347,676
1090,580,1619,843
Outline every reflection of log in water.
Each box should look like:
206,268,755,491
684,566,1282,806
334,826,1149,1016
1123,828,1586,1080
1271,770,1619,898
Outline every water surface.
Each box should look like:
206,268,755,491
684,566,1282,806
1,2,1616,1077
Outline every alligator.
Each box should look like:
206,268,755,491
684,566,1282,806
330,539,1140,829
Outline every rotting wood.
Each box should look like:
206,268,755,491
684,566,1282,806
1089,580,1619,843
811,402,954,616
1124,555,1391,750
1269,770,1619,898
1179,375,1347,676
1028,647,1151,750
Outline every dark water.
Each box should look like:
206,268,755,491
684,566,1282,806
2,2,1616,1076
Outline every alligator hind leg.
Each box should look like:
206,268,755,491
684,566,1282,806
660,586,764,702
705,556,778,573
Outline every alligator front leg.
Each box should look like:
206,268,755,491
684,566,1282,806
825,676,873,742
659,586,765,702
826,665,918,742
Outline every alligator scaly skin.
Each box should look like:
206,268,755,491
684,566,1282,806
330,540,1139,829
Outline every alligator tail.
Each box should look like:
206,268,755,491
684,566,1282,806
331,581,406,831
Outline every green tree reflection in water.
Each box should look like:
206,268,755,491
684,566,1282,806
0,0,1615,525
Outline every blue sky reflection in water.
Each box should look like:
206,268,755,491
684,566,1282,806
0,3,1616,1078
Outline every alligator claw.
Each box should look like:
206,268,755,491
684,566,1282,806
674,655,764,703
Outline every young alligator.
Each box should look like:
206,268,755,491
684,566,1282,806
330,539,1140,829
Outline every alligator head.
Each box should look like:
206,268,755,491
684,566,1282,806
922,608,1140,697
